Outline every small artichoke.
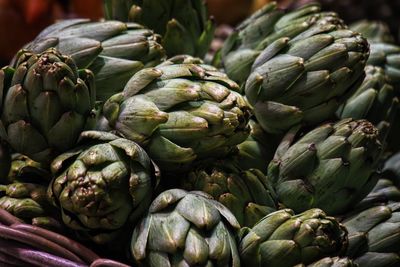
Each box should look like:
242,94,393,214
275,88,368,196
23,19,165,101
336,65,399,141
48,131,158,244
182,160,278,227
238,208,348,267
0,182,62,231
5,154,51,184
0,49,96,164
103,0,215,58
101,55,251,171
268,119,382,215
219,2,369,134
130,189,240,267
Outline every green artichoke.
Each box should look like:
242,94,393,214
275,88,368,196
103,0,215,58
48,131,158,244
336,65,399,141
268,119,382,215
101,55,251,171
130,189,240,267
0,49,96,164
4,154,51,184
182,160,278,227
350,20,395,44
294,257,356,267
0,182,62,231
342,202,400,267
219,2,369,134
349,20,400,84
23,19,165,101
238,208,348,267
233,119,280,173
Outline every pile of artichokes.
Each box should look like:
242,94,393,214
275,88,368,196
0,1,400,266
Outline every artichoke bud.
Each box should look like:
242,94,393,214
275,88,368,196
48,130,158,244
239,208,348,267
102,57,251,172
269,119,382,215
1,49,96,164
182,160,278,227
221,2,369,134
130,189,240,267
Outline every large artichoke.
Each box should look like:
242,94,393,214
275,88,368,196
48,131,158,244
130,189,240,267
181,160,278,227
238,208,348,267
219,2,369,134
0,49,96,164
101,55,251,171
103,0,214,58
22,19,165,101
268,119,382,215
336,65,398,141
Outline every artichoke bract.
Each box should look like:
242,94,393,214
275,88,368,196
182,160,278,227
268,119,382,215
48,131,158,244
130,189,240,267
4,154,51,184
238,208,348,267
0,49,96,164
294,257,356,267
102,55,251,171
23,19,165,101
336,65,399,141
103,0,215,58
343,202,400,267
219,2,369,134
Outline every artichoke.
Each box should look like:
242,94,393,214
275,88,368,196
294,257,356,267
219,2,369,134
101,55,251,172
182,160,278,227
342,202,400,267
233,119,280,173
103,0,215,58
383,151,400,178
48,131,158,244
238,208,348,267
268,119,382,215
22,19,165,101
349,20,400,85
0,182,62,231
336,65,399,141
130,189,240,267
350,20,395,44
0,49,96,164
5,154,51,184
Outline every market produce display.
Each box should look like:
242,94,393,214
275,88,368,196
1,0,400,266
